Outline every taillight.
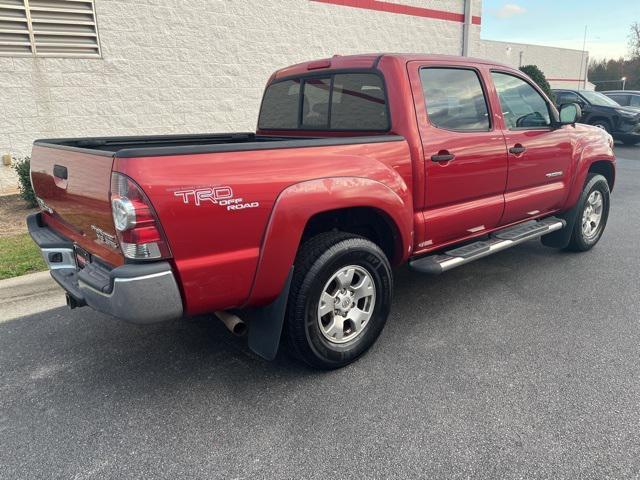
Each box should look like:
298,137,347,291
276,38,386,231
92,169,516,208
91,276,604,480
110,172,171,260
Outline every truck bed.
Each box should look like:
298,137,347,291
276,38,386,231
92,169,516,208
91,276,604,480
30,132,406,270
35,132,400,158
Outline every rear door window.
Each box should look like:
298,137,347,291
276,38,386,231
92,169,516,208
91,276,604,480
607,94,630,106
420,68,491,131
258,73,389,131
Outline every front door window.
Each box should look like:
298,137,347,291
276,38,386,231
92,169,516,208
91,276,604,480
491,72,551,129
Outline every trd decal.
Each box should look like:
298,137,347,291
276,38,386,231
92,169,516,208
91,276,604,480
173,186,259,211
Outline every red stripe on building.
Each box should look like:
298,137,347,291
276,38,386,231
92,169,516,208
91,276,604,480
310,0,481,25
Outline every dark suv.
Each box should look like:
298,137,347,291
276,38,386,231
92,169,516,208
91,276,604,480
552,88,640,145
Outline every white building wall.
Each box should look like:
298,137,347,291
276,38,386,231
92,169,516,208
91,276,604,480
0,0,591,168
0,0,479,159
474,39,589,90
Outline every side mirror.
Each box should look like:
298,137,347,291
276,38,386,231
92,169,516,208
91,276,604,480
558,103,581,125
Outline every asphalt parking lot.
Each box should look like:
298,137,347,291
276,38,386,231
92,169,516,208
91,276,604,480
1,145,639,479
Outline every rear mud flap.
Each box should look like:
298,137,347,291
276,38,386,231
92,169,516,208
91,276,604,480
245,267,294,361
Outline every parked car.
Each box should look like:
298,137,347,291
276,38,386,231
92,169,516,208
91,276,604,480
28,54,615,369
552,88,640,145
602,90,640,110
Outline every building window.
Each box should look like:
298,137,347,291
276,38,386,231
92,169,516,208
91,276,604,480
0,0,101,58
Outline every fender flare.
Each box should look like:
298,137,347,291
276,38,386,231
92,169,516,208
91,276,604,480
563,152,615,211
245,176,413,307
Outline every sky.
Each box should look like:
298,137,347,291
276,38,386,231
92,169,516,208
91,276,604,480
481,0,638,60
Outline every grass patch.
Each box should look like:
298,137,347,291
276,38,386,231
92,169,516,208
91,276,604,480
0,233,47,280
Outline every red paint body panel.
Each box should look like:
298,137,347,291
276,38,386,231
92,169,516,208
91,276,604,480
30,145,124,267
113,139,412,315
248,176,413,307
29,54,616,319
407,61,509,245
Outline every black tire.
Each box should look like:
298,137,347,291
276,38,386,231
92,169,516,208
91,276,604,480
284,232,392,369
565,173,610,252
591,119,611,133
622,139,639,146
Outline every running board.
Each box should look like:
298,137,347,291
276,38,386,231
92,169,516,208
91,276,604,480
409,217,566,275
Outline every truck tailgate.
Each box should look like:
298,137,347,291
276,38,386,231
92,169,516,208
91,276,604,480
30,144,123,266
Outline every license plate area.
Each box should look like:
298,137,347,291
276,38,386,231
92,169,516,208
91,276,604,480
74,245,91,270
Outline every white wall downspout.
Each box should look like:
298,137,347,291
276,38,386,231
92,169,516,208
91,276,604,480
462,0,472,56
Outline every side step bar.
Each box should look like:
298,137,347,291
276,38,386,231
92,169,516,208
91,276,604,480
409,217,566,275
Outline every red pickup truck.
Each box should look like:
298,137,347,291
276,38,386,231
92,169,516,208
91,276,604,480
28,54,615,369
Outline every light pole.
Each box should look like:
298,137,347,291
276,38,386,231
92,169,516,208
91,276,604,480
621,77,627,90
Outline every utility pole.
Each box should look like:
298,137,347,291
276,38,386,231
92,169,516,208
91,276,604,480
462,0,472,56
580,25,588,89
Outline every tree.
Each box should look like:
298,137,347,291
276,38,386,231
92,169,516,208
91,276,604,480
629,21,640,58
589,57,640,92
519,65,553,99
588,23,640,92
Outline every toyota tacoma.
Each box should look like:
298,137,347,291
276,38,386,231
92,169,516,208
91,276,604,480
28,54,616,369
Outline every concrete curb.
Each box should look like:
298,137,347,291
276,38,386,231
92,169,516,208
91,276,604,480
0,270,66,323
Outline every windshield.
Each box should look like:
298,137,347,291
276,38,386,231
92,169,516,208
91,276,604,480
580,91,621,107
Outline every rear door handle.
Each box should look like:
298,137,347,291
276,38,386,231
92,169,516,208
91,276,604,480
509,145,526,155
431,151,455,162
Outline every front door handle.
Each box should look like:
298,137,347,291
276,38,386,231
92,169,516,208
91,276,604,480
509,144,526,155
431,151,455,162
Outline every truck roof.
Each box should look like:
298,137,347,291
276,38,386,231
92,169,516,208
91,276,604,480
273,53,513,79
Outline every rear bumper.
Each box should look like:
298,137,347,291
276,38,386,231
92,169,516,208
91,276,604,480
27,213,183,324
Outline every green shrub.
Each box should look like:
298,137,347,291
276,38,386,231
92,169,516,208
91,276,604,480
519,65,554,101
12,157,37,208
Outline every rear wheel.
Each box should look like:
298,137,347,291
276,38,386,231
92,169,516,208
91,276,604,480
622,138,639,146
565,173,610,252
285,232,392,369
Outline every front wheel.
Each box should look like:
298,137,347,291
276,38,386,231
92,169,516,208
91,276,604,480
565,173,610,252
285,232,393,369
592,120,611,133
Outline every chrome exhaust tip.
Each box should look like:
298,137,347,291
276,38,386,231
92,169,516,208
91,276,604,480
215,311,247,337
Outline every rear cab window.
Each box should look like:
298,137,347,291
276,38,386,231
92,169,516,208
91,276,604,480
258,72,389,131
